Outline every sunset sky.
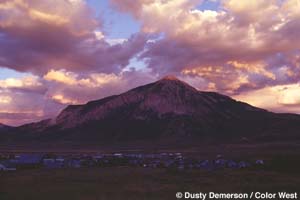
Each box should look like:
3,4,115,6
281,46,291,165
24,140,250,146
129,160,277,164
0,0,300,126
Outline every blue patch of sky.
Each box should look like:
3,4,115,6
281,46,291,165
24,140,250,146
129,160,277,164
0,68,30,79
0,0,142,79
87,0,140,39
0,33,26,79
123,56,148,72
197,0,221,11
87,0,146,71
0,0,220,78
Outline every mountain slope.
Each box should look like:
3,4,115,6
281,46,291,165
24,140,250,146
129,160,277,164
0,123,13,142
5,76,300,142
56,76,265,128
0,123,11,130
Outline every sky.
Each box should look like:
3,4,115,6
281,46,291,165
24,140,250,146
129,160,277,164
0,0,300,126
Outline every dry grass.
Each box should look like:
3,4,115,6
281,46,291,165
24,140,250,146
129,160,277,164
1,141,300,200
1,167,300,200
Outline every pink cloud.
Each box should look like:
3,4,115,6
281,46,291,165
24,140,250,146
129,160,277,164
1,0,300,125
0,70,157,126
114,0,300,94
0,0,148,75
233,83,300,114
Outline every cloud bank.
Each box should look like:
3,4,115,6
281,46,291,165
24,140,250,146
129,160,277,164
1,0,300,125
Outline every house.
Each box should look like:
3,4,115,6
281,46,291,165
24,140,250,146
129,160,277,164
16,154,43,165
43,158,55,163
199,160,210,168
255,160,264,165
215,159,227,167
43,158,64,169
227,160,238,168
14,154,43,169
93,155,104,161
56,156,65,162
113,153,123,158
163,160,174,168
238,161,250,168
0,162,17,171
175,153,183,159
67,159,81,168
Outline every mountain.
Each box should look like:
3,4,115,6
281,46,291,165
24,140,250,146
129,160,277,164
0,123,11,130
4,76,300,142
0,123,13,141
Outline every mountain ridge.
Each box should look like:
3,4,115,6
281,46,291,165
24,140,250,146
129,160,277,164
0,123,11,129
2,76,300,143
55,76,266,129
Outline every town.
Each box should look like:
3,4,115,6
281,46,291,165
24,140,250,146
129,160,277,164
0,152,265,172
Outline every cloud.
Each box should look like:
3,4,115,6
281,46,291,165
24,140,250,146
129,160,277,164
51,94,81,105
0,84,61,126
0,95,11,104
2,0,300,125
113,0,300,94
277,85,300,105
44,70,78,86
0,0,148,74
0,69,157,126
0,75,46,93
44,69,157,105
233,83,300,114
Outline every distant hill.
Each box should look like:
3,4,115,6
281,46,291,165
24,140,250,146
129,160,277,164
0,123,11,130
0,123,13,138
3,76,300,143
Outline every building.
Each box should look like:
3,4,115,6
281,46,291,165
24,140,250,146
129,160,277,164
0,162,17,171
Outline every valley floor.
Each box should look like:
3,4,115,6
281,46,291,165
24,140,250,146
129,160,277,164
1,167,300,200
1,141,300,200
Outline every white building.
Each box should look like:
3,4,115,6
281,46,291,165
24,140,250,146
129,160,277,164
0,162,17,171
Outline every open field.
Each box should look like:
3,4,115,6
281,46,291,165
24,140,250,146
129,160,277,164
1,167,300,200
1,141,300,200
1,141,300,155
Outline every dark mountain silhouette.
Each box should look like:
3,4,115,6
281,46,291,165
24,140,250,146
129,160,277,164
0,123,13,142
3,76,300,142
0,123,11,130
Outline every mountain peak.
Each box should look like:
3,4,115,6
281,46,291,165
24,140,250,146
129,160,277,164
160,75,179,81
155,75,198,93
11,75,300,143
